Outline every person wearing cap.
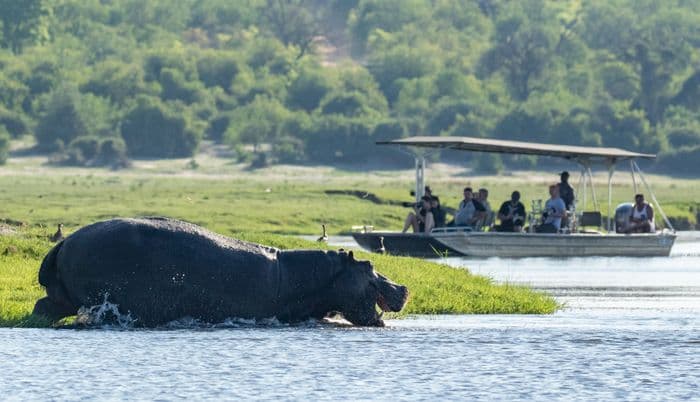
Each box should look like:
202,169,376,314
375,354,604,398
559,171,575,211
495,191,526,232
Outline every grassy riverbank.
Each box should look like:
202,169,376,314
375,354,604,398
0,229,558,327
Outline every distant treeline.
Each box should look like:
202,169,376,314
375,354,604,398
0,0,699,173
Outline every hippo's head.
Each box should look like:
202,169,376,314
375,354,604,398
329,250,408,327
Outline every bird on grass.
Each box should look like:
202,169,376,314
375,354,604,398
375,236,386,254
50,224,64,242
317,224,328,243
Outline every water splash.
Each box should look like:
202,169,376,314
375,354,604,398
75,293,136,328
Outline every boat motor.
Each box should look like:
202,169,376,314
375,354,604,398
614,203,634,233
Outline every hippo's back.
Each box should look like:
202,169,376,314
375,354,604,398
56,217,282,325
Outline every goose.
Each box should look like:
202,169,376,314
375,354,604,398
50,224,64,242
317,224,328,242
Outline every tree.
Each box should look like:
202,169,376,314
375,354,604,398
121,96,200,158
35,90,89,150
480,14,557,101
262,0,320,59
287,67,334,112
0,0,49,54
580,4,700,125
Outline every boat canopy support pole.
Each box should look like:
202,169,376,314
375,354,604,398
586,164,599,212
606,160,616,232
415,154,426,203
630,160,638,194
395,146,436,203
632,161,675,232
578,166,587,211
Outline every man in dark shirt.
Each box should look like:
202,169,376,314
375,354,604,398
496,191,526,232
559,171,575,210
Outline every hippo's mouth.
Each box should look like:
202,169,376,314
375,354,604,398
377,295,392,312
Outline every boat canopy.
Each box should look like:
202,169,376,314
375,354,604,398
377,136,656,163
378,136,672,232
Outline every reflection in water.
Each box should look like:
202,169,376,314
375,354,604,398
1,237,698,400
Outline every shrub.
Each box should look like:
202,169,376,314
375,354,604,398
656,146,700,175
206,113,230,142
159,68,204,104
272,136,306,163
196,52,241,91
303,116,375,163
320,92,367,117
120,97,199,158
68,136,101,161
666,127,700,149
35,91,89,151
0,126,9,165
287,68,334,112
0,108,28,137
96,137,129,168
473,153,504,174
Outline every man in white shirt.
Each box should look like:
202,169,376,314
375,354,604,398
454,187,486,226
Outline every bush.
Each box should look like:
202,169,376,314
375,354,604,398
287,68,334,112
80,60,152,105
206,113,231,142
196,52,241,92
272,136,306,163
35,91,89,151
666,127,700,149
0,108,28,137
159,68,204,104
473,153,504,174
320,92,368,117
96,137,129,168
303,116,375,163
68,136,100,161
0,127,9,165
121,97,200,158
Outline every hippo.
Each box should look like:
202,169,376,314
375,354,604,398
33,217,408,327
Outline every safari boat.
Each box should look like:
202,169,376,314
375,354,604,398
352,136,677,258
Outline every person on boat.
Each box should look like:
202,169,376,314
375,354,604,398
535,184,566,233
431,196,446,228
452,187,486,227
495,191,526,232
624,194,655,233
477,188,494,228
402,195,435,234
558,171,575,211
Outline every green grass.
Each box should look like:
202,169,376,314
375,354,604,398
0,223,558,328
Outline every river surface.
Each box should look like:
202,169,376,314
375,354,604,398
2,235,699,400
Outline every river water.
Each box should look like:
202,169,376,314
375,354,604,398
2,235,699,400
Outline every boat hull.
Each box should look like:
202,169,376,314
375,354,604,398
352,232,462,258
352,231,676,258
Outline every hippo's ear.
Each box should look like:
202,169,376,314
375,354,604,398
338,248,345,253
348,250,355,261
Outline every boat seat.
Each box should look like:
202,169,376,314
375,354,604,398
579,211,602,228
